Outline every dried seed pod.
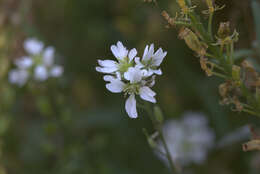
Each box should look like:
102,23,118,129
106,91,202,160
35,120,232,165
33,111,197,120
241,61,259,89
219,83,228,98
179,28,207,56
217,22,230,39
200,57,213,76
161,11,175,26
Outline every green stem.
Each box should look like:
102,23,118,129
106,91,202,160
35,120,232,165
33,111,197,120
208,13,213,40
243,108,260,117
144,103,181,174
230,42,234,65
212,72,228,79
158,128,182,174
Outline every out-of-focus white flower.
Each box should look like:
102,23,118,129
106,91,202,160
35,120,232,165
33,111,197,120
158,112,215,166
50,66,63,77
14,56,33,69
96,41,137,75
24,38,44,55
9,38,64,86
97,41,165,118
34,65,48,81
135,44,167,76
8,69,29,86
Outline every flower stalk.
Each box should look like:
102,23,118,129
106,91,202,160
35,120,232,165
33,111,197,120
143,102,182,174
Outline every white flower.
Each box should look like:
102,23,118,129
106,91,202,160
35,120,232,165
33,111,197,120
96,41,137,74
8,69,29,86
135,44,167,76
97,41,163,118
158,112,215,166
14,56,33,69
9,38,63,86
34,65,48,81
50,66,63,77
24,38,44,55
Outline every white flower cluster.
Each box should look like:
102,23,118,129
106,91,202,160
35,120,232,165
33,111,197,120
158,112,215,166
96,41,167,118
9,38,64,86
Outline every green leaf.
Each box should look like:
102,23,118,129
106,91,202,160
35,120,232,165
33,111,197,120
252,0,260,43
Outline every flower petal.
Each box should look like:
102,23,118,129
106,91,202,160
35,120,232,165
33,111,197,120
125,94,138,118
128,48,137,61
43,47,55,66
153,48,167,66
14,56,33,69
106,79,125,93
134,57,144,68
117,41,128,59
96,66,118,73
34,65,48,81
124,67,143,83
97,59,118,68
8,69,28,86
139,86,156,103
24,38,44,55
111,45,119,59
50,66,63,77
103,75,115,82
151,68,162,75
142,45,149,61
143,44,154,62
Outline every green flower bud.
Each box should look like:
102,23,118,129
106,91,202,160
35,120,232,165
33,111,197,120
153,105,164,124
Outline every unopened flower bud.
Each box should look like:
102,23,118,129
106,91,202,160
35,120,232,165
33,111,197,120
217,22,230,39
232,65,241,82
177,0,189,14
206,0,214,13
153,105,164,124
179,28,207,56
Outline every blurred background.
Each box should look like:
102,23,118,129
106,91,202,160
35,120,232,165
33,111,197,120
0,0,260,173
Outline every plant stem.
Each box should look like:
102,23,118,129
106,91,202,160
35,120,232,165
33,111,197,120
208,13,213,40
144,102,181,174
158,127,182,174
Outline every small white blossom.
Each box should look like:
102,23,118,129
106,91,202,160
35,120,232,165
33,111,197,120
9,38,63,86
157,112,215,166
96,41,164,118
24,38,44,55
96,41,137,75
135,44,167,76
